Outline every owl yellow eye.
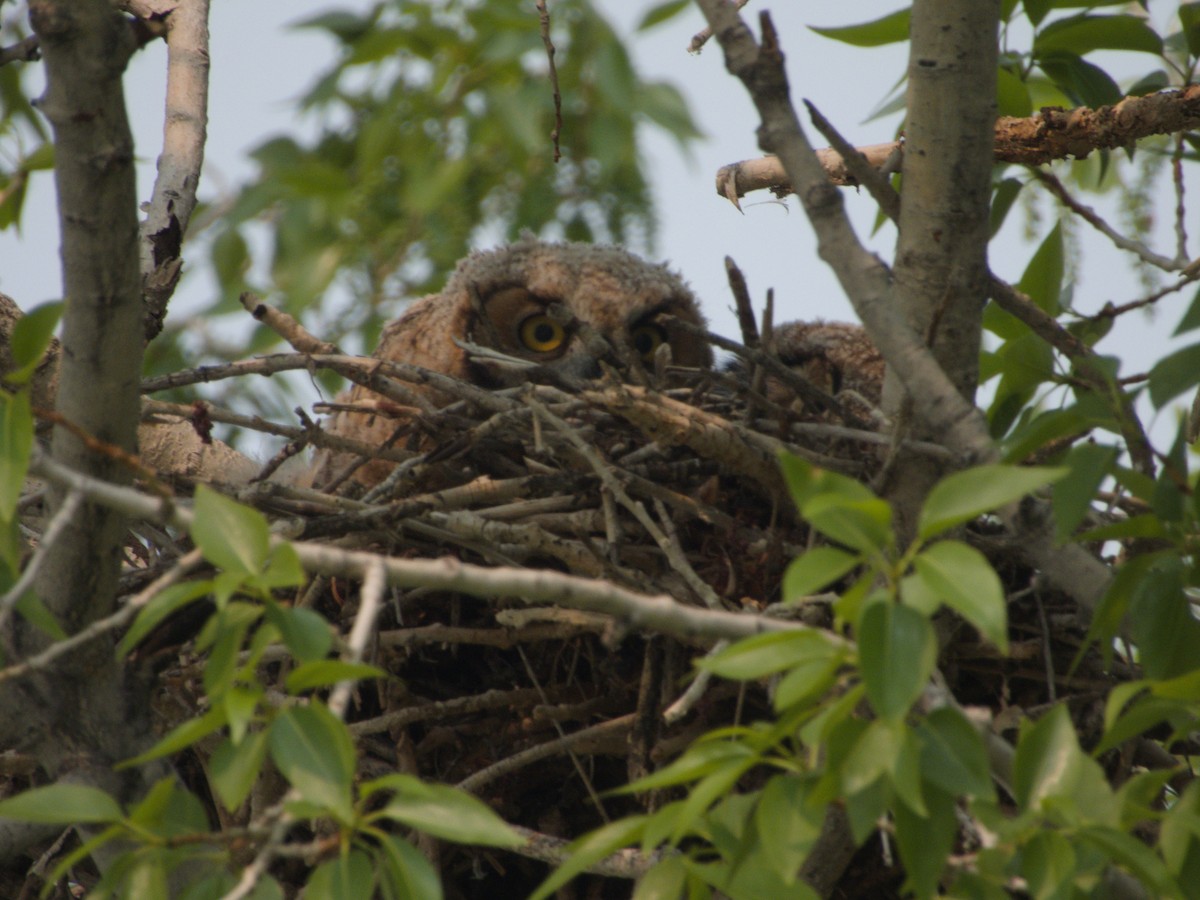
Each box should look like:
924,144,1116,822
518,314,567,354
630,323,666,361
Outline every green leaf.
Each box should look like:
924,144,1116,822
773,649,848,711
1149,341,1200,407
996,66,1033,118
621,740,756,793
264,603,332,664
1024,0,1053,27
754,777,823,880
638,1,692,33
1034,14,1164,57
120,706,225,767
1173,283,1200,335
370,774,523,847
783,546,860,599
1078,826,1179,896
918,464,1066,540
699,630,841,681
633,856,688,899
1017,222,1064,315
912,540,1008,652
376,834,443,900
917,708,994,798
306,850,374,900
285,660,386,694
803,494,893,555
893,783,957,900
8,301,61,384
809,8,911,47
209,731,270,812
858,602,935,720
1161,781,1200,882
842,718,902,796
13,590,66,641
1180,3,1200,58
779,451,875,510
1020,830,1077,899
1051,443,1117,543
116,580,213,658
0,783,122,824
990,177,1024,238
530,816,647,900
0,389,33,520
1013,705,1116,826
269,704,357,823
191,485,270,577
1037,51,1122,108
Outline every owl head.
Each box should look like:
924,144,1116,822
409,238,713,387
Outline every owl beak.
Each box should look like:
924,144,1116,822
557,347,603,381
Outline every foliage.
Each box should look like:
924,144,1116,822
1,0,1200,897
172,0,700,397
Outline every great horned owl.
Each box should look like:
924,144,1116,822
742,320,883,423
771,320,883,406
313,238,712,487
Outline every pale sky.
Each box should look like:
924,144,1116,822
0,2,1192,446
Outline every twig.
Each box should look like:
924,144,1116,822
239,291,339,355
0,35,40,66
1032,169,1184,271
0,548,204,685
529,397,725,609
457,714,634,794
31,450,827,646
328,558,384,719
535,1,562,162
687,0,750,54
0,490,82,635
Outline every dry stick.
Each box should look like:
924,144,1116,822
31,450,823,646
456,714,635,795
516,645,610,823
720,84,1200,203
238,291,339,355
528,397,725,610
535,0,562,162
0,490,83,634
0,548,205,686
725,256,760,348
349,687,552,738
1032,169,1184,271
687,0,751,54
1172,133,1189,263
328,558,385,719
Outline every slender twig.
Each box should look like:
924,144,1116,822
535,1,562,162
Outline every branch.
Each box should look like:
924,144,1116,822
27,0,143,630
139,0,211,340
692,2,1114,618
30,451,833,647
717,84,1200,204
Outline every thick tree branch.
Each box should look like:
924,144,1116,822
881,1,998,536
717,84,1200,204
692,1,1113,616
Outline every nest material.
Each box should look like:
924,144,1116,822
129,343,1103,898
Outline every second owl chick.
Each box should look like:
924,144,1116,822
313,238,711,488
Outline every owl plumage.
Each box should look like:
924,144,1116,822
769,320,883,408
313,238,711,487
